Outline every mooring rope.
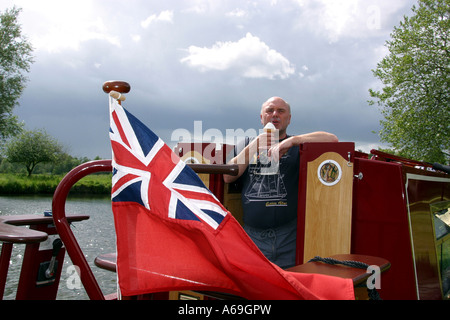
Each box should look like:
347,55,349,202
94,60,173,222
308,256,382,300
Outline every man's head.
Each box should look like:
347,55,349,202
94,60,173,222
260,97,291,138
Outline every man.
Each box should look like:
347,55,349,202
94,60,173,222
223,97,338,268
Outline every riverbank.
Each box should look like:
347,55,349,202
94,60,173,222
0,173,112,195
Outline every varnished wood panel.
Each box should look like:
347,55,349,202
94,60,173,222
303,152,353,262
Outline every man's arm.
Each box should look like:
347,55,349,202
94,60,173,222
272,131,338,158
223,132,276,183
223,131,337,183
223,137,259,184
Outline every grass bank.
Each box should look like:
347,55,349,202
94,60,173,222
0,173,112,195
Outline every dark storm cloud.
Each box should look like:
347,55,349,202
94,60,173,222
2,0,417,158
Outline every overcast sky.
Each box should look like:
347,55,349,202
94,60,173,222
2,0,417,159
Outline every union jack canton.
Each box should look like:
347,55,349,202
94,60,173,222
109,97,228,231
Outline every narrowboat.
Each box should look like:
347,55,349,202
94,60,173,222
0,81,448,300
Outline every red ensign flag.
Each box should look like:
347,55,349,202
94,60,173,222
109,98,354,299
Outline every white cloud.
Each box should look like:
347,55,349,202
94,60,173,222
292,0,408,43
131,34,142,42
180,33,295,79
7,0,121,52
299,65,309,78
226,8,248,18
141,10,174,28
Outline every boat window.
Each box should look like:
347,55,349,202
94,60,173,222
431,201,450,299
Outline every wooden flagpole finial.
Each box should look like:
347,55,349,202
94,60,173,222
102,80,131,94
103,80,131,104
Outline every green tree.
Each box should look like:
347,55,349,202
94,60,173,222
0,7,34,145
5,129,63,176
369,0,449,164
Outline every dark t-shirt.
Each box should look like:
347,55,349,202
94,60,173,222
234,136,299,229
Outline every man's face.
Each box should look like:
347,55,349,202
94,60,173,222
260,97,291,133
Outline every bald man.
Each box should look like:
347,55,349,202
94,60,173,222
224,97,337,268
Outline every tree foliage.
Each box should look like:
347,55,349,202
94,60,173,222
5,129,63,176
369,0,449,164
0,6,34,144
0,153,90,175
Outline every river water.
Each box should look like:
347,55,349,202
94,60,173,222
0,195,117,300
